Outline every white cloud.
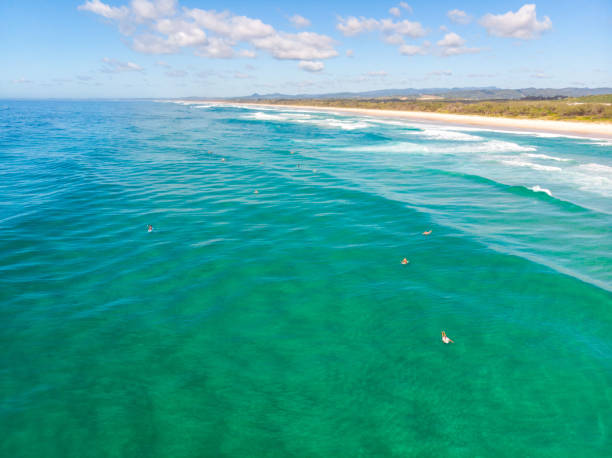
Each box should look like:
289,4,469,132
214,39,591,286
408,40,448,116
155,60,171,67
390,2,413,17
77,2,338,65
238,49,256,58
252,32,337,60
131,0,176,21
399,43,428,55
366,70,387,77
346,49,354,57
195,37,236,58
188,9,274,42
480,4,552,39
437,32,480,56
336,16,379,36
299,60,324,72
336,14,427,55
399,2,412,13
78,0,129,19
132,33,177,53
437,32,465,47
384,33,404,45
154,18,207,47
447,9,471,25
441,45,480,56
11,77,33,84
100,57,143,72
290,14,311,28
337,16,425,38
382,19,425,37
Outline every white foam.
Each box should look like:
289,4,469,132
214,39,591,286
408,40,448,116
499,159,562,172
245,112,369,130
496,162,612,197
577,163,612,176
565,169,612,197
247,112,292,121
171,100,202,106
414,124,612,142
523,153,571,162
463,140,536,153
365,118,413,127
342,140,536,155
403,128,482,141
274,110,317,117
237,104,318,115
530,185,552,196
296,118,371,130
566,164,612,197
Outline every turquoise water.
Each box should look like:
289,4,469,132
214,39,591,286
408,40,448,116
1,100,611,457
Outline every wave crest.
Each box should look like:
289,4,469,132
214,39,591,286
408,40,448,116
530,185,552,196
403,128,482,141
341,140,536,154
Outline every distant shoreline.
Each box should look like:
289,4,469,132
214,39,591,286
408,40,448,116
178,100,612,139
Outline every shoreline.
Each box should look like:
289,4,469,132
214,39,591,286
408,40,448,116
184,100,612,139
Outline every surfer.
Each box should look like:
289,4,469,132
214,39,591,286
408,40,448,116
147,224,153,232
254,190,259,194
423,230,432,235
441,331,454,344
401,258,409,265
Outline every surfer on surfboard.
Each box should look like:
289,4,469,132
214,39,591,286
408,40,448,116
441,331,454,344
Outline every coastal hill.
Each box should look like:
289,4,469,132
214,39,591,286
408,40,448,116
221,87,612,101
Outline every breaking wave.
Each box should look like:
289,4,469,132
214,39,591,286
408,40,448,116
499,159,562,172
530,185,552,196
341,140,536,154
402,128,483,141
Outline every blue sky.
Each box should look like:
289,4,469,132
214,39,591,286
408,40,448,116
1,0,610,98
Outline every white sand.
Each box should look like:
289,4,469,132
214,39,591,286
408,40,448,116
216,101,612,139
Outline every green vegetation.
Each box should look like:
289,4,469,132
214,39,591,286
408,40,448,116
249,96,612,122
566,94,612,103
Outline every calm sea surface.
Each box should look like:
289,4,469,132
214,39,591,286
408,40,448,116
1,100,611,457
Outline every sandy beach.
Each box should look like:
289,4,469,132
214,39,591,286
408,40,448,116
201,101,612,139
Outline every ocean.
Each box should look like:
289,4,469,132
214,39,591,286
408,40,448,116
1,100,611,457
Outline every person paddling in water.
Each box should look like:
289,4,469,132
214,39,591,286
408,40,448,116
441,331,454,344
148,224,153,232
401,258,409,265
